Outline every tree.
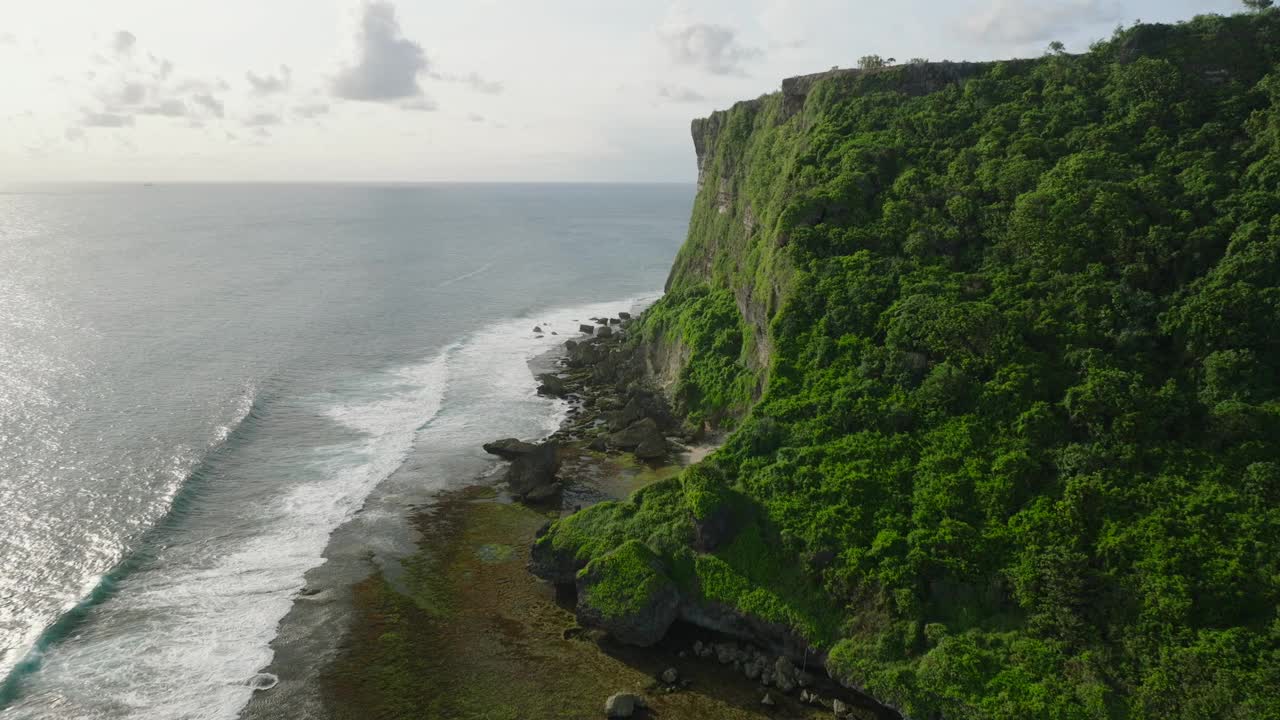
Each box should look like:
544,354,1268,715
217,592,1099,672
1243,0,1274,10
1047,40,1066,55
857,55,888,70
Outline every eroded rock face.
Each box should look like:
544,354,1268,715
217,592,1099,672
536,373,569,397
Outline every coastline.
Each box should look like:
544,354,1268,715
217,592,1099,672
303,316,884,719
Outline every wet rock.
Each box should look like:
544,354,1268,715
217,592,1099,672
597,325,614,339
524,481,562,503
536,373,569,397
533,326,542,333
596,318,609,325
660,667,679,684
482,438,538,459
579,324,596,335
609,317,622,325
505,442,559,499
605,693,645,718
618,311,631,320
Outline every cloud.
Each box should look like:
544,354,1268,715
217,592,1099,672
140,99,187,117
467,112,484,122
294,102,330,119
112,31,136,55
332,1,428,102
81,110,134,127
0,33,15,45
430,71,503,95
966,0,1122,44
657,84,706,103
247,65,291,95
242,112,282,127
399,97,437,112
76,32,228,133
659,23,762,76
191,93,225,118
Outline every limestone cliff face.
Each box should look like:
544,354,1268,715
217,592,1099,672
651,61,993,411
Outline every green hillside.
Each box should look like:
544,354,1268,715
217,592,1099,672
540,10,1280,718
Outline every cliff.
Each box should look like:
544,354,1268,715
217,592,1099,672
537,9,1280,719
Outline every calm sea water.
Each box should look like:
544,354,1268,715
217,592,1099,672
0,183,691,719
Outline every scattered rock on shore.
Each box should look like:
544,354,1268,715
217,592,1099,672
597,325,614,339
482,438,538,459
579,324,596,335
604,692,645,718
607,418,667,459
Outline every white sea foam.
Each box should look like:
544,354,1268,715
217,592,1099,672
0,295,658,720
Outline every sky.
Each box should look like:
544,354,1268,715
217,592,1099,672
0,0,1245,182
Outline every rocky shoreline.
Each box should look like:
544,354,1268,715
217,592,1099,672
319,313,890,719
477,318,896,719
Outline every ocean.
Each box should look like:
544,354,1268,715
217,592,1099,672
0,183,692,719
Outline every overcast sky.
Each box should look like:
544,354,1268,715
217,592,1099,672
0,0,1242,182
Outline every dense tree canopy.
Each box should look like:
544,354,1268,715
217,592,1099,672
547,11,1280,719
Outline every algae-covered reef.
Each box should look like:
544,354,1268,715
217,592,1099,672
537,10,1280,719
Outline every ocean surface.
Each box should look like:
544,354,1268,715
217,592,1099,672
0,183,691,719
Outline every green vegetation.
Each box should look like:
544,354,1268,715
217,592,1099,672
550,9,1280,719
579,540,674,620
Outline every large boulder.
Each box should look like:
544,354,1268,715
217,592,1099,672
579,324,596,335
597,325,614,339
607,418,667,458
505,442,559,499
576,540,681,647
482,438,538,459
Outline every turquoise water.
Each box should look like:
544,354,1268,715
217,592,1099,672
0,183,691,719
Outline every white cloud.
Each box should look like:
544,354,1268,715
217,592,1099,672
247,65,291,95
966,0,1123,44
242,112,281,127
657,84,706,103
659,22,762,76
112,30,136,55
332,1,429,102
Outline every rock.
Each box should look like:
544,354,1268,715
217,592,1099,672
597,325,614,339
618,311,631,320
482,438,538,459
761,693,776,707
536,373,569,397
833,699,851,718
609,317,621,325
524,481,562,502
715,642,738,664
797,670,815,687
605,693,644,718
660,667,679,684
607,418,666,455
575,540,681,647
505,442,559,499
579,324,596,335
773,656,798,693
744,657,766,680
596,318,609,325
533,326,542,333
588,436,608,452
634,433,668,460
693,640,713,658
